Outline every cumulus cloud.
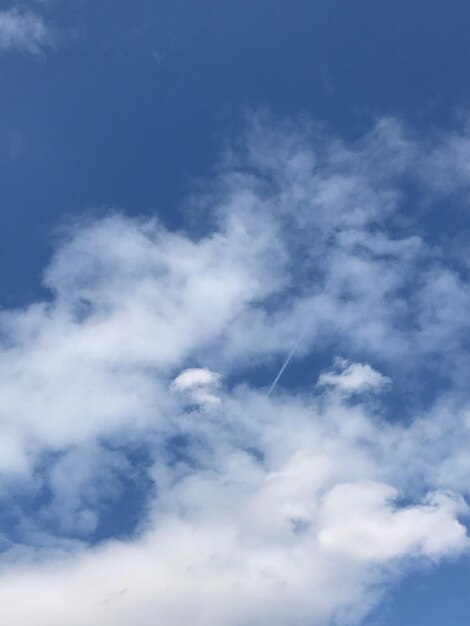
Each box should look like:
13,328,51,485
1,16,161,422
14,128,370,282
172,368,221,390
318,483,467,561
0,114,470,624
172,368,222,406
0,8,54,55
317,358,391,395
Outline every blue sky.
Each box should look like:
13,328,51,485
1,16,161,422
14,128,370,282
1,2,470,625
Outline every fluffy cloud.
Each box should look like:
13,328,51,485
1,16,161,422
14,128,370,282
172,368,222,406
0,115,470,624
0,8,53,55
317,357,391,395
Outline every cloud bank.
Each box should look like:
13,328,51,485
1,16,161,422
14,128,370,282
0,114,470,625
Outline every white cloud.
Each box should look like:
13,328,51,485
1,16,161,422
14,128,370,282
317,358,391,395
0,115,470,624
172,368,221,390
0,8,53,55
172,368,222,406
318,482,467,561
0,396,466,626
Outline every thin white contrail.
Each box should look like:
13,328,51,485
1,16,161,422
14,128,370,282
266,331,305,397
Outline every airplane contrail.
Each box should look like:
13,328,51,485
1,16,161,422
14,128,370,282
266,331,305,397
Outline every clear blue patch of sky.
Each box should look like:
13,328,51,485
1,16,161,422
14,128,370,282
365,555,470,626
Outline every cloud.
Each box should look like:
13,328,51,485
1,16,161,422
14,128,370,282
317,358,391,395
0,114,470,624
172,368,222,406
318,483,467,561
0,8,54,55
172,368,221,391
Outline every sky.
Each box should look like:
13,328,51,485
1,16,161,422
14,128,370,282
0,1,470,625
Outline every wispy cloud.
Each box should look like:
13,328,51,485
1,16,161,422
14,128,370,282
0,8,54,55
0,114,470,624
